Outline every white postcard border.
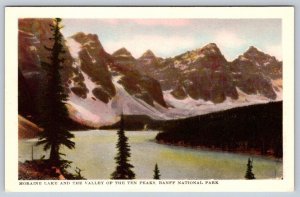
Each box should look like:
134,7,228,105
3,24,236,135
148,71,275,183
5,6,294,192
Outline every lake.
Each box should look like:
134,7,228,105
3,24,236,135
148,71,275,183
19,130,282,179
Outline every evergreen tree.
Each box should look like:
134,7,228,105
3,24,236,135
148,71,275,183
36,18,75,165
245,158,255,179
153,163,161,179
111,114,135,179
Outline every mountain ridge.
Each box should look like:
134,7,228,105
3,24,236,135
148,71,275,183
18,18,282,128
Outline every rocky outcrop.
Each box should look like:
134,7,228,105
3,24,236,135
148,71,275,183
19,19,74,87
71,32,116,102
18,18,282,127
231,46,282,99
135,43,282,103
18,19,76,118
112,47,136,67
110,48,167,107
135,43,238,103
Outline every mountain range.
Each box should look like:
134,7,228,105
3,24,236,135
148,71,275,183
18,19,282,128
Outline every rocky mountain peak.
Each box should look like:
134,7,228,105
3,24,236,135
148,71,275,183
196,43,224,58
244,46,265,57
112,47,134,58
72,32,99,42
202,43,219,50
140,49,156,59
71,32,103,45
18,18,282,128
71,32,106,54
203,42,218,49
241,46,279,64
247,46,259,52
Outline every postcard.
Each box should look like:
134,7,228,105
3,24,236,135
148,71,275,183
5,7,294,192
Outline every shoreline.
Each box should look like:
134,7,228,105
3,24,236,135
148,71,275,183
156,140,283,161
20,130,282,161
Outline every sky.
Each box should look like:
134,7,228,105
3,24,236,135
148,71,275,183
61,19,282,61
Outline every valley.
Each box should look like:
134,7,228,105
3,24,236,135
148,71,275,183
18,19,282,128
17,18,283,180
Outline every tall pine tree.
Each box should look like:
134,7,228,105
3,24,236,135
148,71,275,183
111,114,135,179
153,163,161,179
36,18,75,165
245,158,255,179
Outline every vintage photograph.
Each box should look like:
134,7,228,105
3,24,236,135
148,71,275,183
5,7,294,192
18,17,283,180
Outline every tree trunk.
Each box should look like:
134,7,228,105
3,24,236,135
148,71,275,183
49,143,59,165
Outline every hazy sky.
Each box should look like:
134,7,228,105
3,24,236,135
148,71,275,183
62,19,281,61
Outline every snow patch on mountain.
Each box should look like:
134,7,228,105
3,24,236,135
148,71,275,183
161,87,280,119
271,79,283,100
65,37,117,127
164,90,214,109
81,71,95,98
111,75,168,120
232,88,270,103
68,92,118,127
86,50,97,63
64,37,282,127
239,56,248,62
67,67,170,127
65,38,81,59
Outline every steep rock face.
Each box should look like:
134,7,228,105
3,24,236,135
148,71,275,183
19,19,74,85
110,48,167,107
241,46,282,79
231,46,282,99
18,20,168,127
136,43,282,103
18,27,44,117
68,33,166,108
18,30,41,73
170,43,237,103
135,50,161,73
136,43,238,103
112,47,136,67
18,19,282,127
117,72,167,107
64,35,168,127
135,50,174,89
70,32,115,102
18,19,75,118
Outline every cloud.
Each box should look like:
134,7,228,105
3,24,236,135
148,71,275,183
213,30,246,49
103,34,197,58
264,45,282,60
